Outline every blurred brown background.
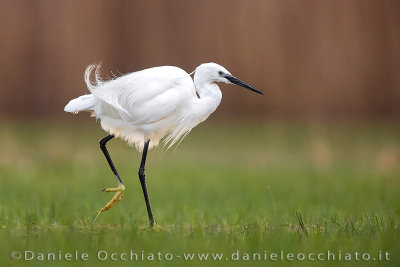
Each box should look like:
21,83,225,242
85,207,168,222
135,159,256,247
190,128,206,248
0,0,399,121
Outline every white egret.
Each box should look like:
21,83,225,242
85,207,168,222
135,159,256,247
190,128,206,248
64,62,262,227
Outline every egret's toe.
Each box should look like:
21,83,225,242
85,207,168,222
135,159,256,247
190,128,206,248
151,222,163,231
100,183,125,212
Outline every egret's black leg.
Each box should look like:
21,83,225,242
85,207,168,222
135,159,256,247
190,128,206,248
93,135,125,219
99,134,123,184
138,140,155,227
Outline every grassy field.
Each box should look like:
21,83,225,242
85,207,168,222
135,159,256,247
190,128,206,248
0,119,399,266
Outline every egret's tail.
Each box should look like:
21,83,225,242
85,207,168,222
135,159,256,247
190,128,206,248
64,94,96,114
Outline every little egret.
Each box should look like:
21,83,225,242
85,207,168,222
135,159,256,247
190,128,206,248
64,62,262,227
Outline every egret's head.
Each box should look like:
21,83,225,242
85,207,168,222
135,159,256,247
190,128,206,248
195,62,263,95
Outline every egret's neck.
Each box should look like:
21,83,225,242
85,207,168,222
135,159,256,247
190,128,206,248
190,77,222,122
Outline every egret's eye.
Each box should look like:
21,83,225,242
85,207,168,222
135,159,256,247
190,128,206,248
218,71,223,75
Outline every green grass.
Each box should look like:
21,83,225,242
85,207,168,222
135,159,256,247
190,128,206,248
0,119,399,266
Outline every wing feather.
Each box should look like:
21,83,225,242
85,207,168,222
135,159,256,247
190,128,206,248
85,64,194,124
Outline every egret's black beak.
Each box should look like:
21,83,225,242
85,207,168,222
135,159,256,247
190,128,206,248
224,75,263,95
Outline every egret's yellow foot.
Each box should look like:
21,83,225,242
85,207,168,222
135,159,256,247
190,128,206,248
100,183,125,212
93,183,125,223
151,222,163,231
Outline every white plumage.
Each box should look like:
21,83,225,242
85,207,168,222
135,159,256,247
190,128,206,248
65,62,262,151
65,63,219,151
